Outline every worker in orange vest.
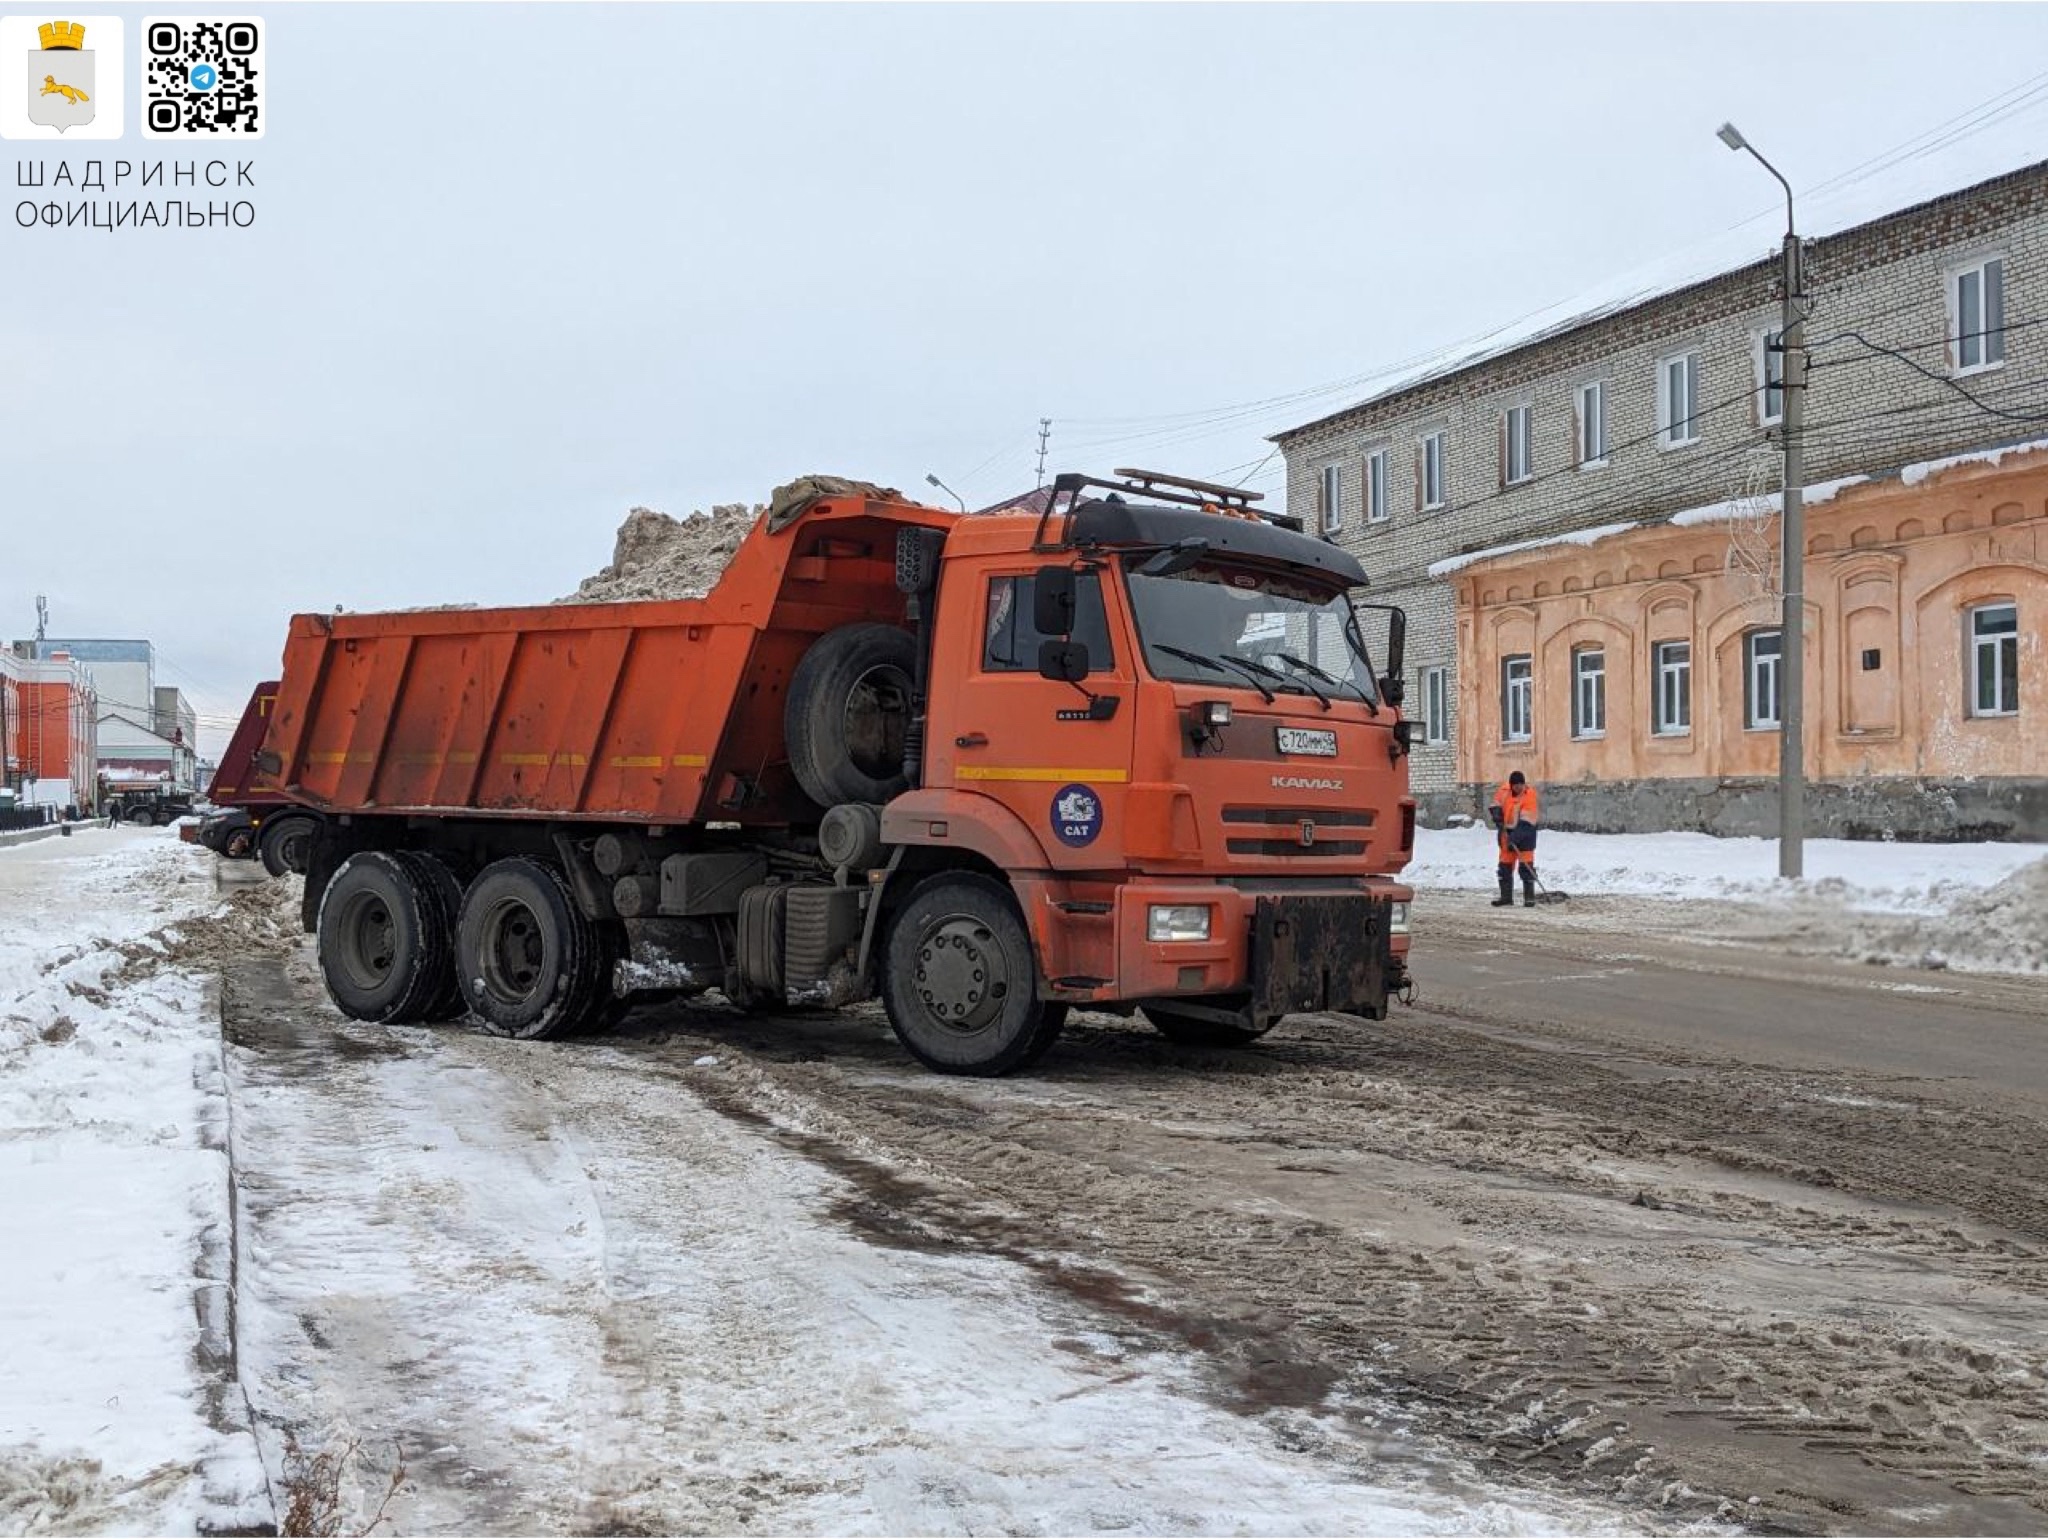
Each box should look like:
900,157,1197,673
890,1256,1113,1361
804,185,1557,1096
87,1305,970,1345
1489,771,1541,908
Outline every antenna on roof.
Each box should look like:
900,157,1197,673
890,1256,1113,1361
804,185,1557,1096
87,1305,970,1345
34,595,47,643
1035,418,1053,488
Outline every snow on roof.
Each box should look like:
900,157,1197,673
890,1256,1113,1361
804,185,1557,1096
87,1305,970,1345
1277,119,2048,443
1427,520,1639,578
1438,435,2048,573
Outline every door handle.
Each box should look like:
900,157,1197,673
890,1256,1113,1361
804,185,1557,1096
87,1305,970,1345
955,732,989,748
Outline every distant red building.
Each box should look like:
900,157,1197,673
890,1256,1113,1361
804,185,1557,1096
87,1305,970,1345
2,650,99,810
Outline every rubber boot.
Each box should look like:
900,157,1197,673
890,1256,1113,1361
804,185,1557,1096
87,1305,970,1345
1492,866,1515,907
1521,867,1539,907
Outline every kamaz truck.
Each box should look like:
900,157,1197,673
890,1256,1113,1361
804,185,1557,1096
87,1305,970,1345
253,471,1417,1075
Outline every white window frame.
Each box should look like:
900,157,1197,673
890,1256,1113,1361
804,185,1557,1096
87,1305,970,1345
1949,256,2007,377
1657,350,1702,449
1745,629,1782,730
1754,328,1784,427
1575,379,1609,469
1420,430,1448,511
1968,601,2019,717
1502,403,1534,486
1652,639,1691,736
1570,646,1606,739
1501,654,1532,743
1421,665,1448,745
1364,447,1389,525
1318,462,1343,535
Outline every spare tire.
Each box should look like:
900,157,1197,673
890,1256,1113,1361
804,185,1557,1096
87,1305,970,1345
784,623,916,808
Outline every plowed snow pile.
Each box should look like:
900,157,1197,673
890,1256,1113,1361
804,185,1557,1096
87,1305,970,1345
1853,852,2048,973
559,503,763,603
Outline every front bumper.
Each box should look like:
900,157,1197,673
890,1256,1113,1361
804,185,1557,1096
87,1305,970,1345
1031,877,1412,1022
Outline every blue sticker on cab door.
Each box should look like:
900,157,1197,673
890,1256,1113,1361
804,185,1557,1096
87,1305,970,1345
1050,784,1103,847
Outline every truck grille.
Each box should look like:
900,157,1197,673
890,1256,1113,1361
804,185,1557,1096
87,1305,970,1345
1222,805,1372,857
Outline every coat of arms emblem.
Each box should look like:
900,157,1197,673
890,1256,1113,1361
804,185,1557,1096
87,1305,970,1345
28,20,93,133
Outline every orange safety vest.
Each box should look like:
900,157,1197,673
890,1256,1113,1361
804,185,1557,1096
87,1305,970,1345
1494,782,1540,863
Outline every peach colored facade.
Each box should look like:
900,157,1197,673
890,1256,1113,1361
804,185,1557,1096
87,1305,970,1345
1451,448,2047,788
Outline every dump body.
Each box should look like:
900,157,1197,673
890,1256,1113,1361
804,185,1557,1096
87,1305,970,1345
207,682,288,809
267,500,952,826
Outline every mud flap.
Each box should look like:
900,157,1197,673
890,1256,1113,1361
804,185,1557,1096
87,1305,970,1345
1251,895,1392,1028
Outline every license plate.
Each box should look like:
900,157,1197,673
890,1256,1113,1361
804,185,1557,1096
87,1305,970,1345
1275,727,1337,757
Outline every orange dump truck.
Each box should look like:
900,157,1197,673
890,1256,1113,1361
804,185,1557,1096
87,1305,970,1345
259,471,1417,1074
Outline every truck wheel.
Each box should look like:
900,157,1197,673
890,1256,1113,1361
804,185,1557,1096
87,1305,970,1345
223,825,257,860
129,805,156,826
1140,998,1269,1049
259,815,316,878
881,873,1064,1075
785,623,916,807
400,851,469,1023
317,852,457,1025
455,858,606,1040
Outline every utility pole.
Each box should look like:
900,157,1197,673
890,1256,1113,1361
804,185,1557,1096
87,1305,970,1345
1719,122,1806,878
1035,418,1053,488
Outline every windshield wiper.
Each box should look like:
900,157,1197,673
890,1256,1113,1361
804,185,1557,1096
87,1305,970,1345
1153,643,1277,704
1267,653,1336,711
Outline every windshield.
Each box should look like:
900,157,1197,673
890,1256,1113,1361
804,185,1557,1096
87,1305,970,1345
1122,559,1379,707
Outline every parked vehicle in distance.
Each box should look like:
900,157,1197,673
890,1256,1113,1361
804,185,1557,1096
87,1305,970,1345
252,471,1418,1075
206,682,321,875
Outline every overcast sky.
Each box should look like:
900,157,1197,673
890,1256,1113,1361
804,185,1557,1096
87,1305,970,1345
6,3,2046,757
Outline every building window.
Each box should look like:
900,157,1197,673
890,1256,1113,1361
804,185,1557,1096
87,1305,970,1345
1576,380,1608,468
1653,640,1691,735
1502,404,1534,486
1969,602,2019,716
1419,430,1448,511
1952,258,2006,374
1421,666,1448,744
1571,647,1606,738
1658,351,1702,447
1363,448,1389,524
1318,463,1342,534
1501,654,1532,743
1755,329,1784,426
1744,629,1782,729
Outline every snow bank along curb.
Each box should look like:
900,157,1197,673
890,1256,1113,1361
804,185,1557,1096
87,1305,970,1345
0,838,274,1533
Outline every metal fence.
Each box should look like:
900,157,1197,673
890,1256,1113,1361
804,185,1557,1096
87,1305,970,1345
0,806,60,832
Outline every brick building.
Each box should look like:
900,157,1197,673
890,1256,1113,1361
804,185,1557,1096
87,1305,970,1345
1,648,100,811
1275,156,2048,836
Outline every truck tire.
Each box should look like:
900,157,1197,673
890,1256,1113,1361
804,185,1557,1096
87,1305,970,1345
1140,998,1270,1049
317,851,456,1025
455,858,607,1040
400,851,470,1023
880,872,1065,1075
259,815,317,878
222,824,257,861
129,805,156,826
785,623,916,808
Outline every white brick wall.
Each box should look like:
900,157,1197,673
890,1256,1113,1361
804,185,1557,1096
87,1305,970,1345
1282,161,2048,795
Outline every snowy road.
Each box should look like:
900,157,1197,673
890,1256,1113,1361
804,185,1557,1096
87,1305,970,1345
220,947,1634,1536
10,832,2048,1534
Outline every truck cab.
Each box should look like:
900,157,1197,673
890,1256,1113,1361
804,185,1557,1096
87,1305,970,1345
878,472,1413,1061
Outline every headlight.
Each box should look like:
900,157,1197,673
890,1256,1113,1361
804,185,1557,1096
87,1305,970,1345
1147,904,1212,942
1388,901,1410,935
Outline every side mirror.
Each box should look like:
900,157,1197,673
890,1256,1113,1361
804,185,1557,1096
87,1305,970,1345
1033,566,1077,637
1383,606,1407,679
1037,639,1091,682
1379,674,1407,707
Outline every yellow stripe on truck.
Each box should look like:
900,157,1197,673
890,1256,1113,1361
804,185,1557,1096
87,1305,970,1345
955,766,1130,784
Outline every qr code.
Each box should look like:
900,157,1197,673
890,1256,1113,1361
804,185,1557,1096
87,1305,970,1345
142,18,264,138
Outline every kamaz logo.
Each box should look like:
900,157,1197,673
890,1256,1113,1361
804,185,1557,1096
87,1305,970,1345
1271,775,1344,792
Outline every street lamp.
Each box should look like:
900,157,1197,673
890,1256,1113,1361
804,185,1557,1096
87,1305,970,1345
1719,120,1807,880
924,472,966,512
